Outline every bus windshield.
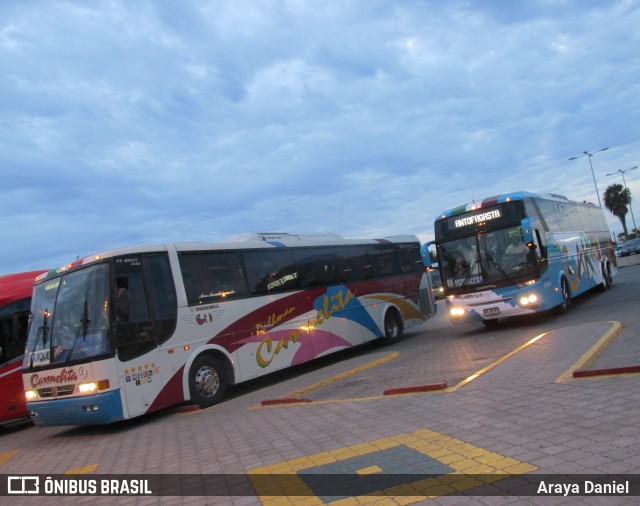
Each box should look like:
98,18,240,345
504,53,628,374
439,225,537,290
24,264,111,369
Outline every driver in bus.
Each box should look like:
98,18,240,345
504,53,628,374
505,235,527,255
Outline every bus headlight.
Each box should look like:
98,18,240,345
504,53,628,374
78,382,98,394
519,294,539,306
450,306,465,316
25,390,38,401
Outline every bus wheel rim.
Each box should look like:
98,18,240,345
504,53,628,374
386,317,398,338
195,366,219,398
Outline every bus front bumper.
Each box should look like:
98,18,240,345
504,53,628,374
447,300,538,323
27,389,124,426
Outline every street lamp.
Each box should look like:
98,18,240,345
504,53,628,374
606,165,638,237
569,147,609,207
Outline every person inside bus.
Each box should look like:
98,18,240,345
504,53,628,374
52,312,76,361
453,255,468,276
116,280,130,323
504,235,527,256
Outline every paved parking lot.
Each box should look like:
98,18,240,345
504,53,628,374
1,264,639,505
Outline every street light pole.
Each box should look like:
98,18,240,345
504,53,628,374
569,147,609,207
606,166,638,237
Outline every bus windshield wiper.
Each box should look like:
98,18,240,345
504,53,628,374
67,299,91,364
461,260,480,287
486,253,513,282
29,309,50,369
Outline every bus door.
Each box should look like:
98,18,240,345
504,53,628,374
112,254,177,418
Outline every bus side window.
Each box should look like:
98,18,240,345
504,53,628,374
397,243,423,273
143,254,177,345
369,245,399,276
114,272,155,362
338,248,367,281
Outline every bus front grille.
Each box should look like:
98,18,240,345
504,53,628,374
37,385,76,398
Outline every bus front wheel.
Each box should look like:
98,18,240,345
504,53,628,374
189,354,228,408
382,310,403,344
556,279,572,315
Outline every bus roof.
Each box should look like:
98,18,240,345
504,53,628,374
0,270,48,308
35,233,421,283
434,191,595,220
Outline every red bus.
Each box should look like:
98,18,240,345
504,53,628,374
0,270,47,426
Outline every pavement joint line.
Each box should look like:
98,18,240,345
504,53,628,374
555,320,623,383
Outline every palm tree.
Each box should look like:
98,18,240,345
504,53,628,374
603,183,631,237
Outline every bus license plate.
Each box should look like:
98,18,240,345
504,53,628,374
484,307,500,316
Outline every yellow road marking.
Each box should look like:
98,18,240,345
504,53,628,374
65,463,99,474
255,321,623,408
249,428,537,504
284,352,400,398
445,330,549,393
556,320,624,382
0,449,19,466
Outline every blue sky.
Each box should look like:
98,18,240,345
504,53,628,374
2,0,640,275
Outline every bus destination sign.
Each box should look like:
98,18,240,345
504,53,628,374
454,209,502,229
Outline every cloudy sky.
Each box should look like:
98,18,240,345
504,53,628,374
2,0,640,275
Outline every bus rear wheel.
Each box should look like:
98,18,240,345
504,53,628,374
189,355,228,408
382,310,403,344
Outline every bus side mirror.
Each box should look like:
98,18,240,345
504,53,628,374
521,218,535,248
420,243,433,269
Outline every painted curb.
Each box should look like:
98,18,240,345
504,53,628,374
573,364,640,378
383,383,448,395
261,398,312,406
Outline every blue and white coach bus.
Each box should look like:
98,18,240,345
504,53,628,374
424,191,617,325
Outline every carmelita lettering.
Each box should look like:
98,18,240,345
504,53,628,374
454,210,501,228
30,368,79,388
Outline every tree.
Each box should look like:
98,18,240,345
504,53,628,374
603,183,631,237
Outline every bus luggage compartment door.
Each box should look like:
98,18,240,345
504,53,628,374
418,273,437,317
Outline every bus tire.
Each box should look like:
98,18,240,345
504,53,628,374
189,354,228,408
556,278,572,315
604,264,613,289
382,310,403,344
597,263,612,292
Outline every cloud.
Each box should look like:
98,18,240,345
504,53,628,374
1,0,640,274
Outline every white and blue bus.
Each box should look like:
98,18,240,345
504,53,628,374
424,192,617,325
23,233,435,426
